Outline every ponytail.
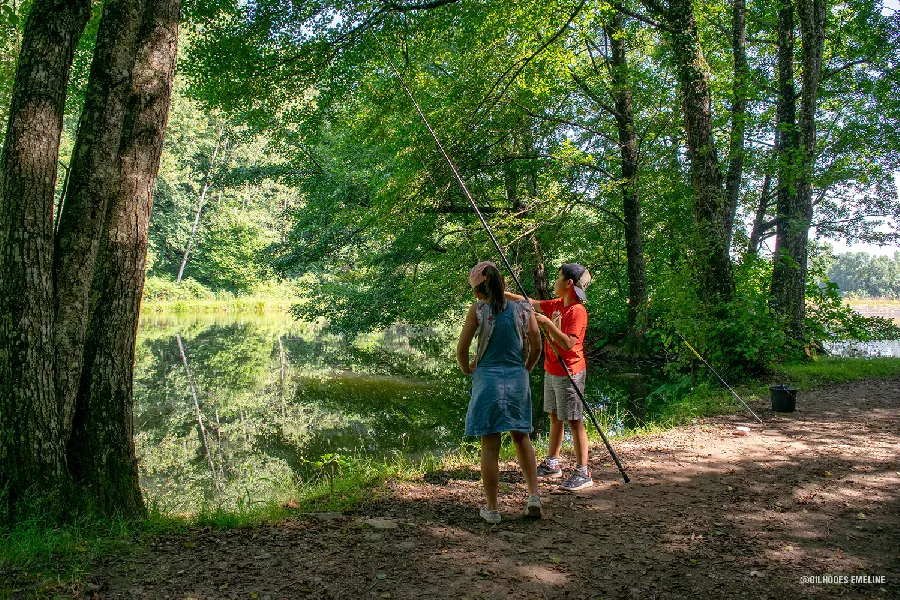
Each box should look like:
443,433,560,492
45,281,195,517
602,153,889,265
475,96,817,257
474,264,507,314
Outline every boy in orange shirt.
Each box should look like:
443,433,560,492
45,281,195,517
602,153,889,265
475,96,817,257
505,263,592,490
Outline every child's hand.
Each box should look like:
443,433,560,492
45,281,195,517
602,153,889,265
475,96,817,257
468,359,476,373
535,313,552,328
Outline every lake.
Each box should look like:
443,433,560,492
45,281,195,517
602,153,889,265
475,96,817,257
134,312,662,514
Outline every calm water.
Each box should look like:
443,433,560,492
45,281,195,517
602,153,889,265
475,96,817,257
133,312,660,513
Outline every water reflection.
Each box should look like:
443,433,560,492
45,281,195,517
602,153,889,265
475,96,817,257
134,312,661,513
823,340,899,358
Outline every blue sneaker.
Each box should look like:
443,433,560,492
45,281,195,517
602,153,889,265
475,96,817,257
559,470,593,491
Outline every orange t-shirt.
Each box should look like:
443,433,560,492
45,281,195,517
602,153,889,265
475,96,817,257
539,298,588,376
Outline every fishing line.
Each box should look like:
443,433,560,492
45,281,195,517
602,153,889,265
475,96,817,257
677,332,763,424
374,32,629,483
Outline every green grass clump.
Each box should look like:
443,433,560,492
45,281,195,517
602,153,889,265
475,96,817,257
775,357,900,389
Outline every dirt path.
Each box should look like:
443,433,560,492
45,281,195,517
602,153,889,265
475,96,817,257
85,378,899,599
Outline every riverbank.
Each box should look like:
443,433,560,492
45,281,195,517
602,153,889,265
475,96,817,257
4,375,897,599
846,298,900,323
140,277,298,314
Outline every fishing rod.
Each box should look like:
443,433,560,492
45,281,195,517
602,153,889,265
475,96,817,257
375,33,629,484
677,332,763,424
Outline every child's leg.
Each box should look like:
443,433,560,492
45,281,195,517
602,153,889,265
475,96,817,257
510,431,539,496
480,433,502,510
543,375,565,461
546,411,565,458
568,419,589,469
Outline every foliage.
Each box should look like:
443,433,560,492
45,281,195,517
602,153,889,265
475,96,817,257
170,0,900,368
806,246,900,342
651,255,788,377
827,251,900,298
148,83,294,292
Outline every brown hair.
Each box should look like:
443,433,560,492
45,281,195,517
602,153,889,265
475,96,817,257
474,263,507,314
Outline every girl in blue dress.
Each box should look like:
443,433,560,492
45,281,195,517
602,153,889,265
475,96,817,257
457,261,543,523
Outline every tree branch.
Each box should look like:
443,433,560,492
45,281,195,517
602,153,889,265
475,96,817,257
468,0,587,124
386,0,462,11
822,59,874,80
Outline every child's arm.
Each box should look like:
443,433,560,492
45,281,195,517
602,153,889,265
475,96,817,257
456,303,479,375
504,291,543,313
525,312,542,371
535,313,577,351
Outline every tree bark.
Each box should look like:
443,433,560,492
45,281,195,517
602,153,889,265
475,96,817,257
664,0,734,303
530,236,550,300
53,0,147,436
771,0,823,343
606,12,648,352
67,0,181,518
789,0,826,340
0,0,92,521
724,0,748,251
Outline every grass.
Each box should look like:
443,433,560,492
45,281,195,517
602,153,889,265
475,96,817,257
774,356,900,389
844,297,900,309
141,297,295,314
140,276,299,314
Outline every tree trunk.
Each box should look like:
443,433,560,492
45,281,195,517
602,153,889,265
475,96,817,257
53,0,147,436
0,0,92,522
665,0,735,303
530,236,550,300
176,126,223,283
747,170,774,254
787,0,826,340
606,12,648,352
67,0,180,518
771,0,814,343
724,0,748,251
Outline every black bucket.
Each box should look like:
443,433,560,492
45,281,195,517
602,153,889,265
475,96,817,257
769,385,798,412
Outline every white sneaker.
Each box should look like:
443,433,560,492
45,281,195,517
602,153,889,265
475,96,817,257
526,494,542,518
480,505,501,524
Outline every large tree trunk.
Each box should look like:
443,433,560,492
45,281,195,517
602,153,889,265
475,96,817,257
0,0,92,521
788,0,826,340
724,0,748,251
771,0,823,343
665,0,734,303
53,0,147,435
607,12,648,352
67,0,180,518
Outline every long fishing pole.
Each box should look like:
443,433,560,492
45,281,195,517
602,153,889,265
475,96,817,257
375,34,629,483
677,332,763,424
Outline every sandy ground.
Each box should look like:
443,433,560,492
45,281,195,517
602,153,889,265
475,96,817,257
20,378,900,599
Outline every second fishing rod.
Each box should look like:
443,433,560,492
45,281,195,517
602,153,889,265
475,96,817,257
376,34,629,484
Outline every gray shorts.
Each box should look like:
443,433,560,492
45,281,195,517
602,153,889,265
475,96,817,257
543,370,586,422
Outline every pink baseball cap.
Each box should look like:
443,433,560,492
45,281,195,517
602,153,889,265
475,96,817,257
468,261,497,288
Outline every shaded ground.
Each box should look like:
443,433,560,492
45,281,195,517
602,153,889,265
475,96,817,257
18,379,900,598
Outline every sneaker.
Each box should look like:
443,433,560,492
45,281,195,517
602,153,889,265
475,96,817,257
480,505,501,524
536,459,562,479
559,470,594,491
526,494,542,518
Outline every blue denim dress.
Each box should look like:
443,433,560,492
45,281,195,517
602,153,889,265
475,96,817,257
464,302,533,436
